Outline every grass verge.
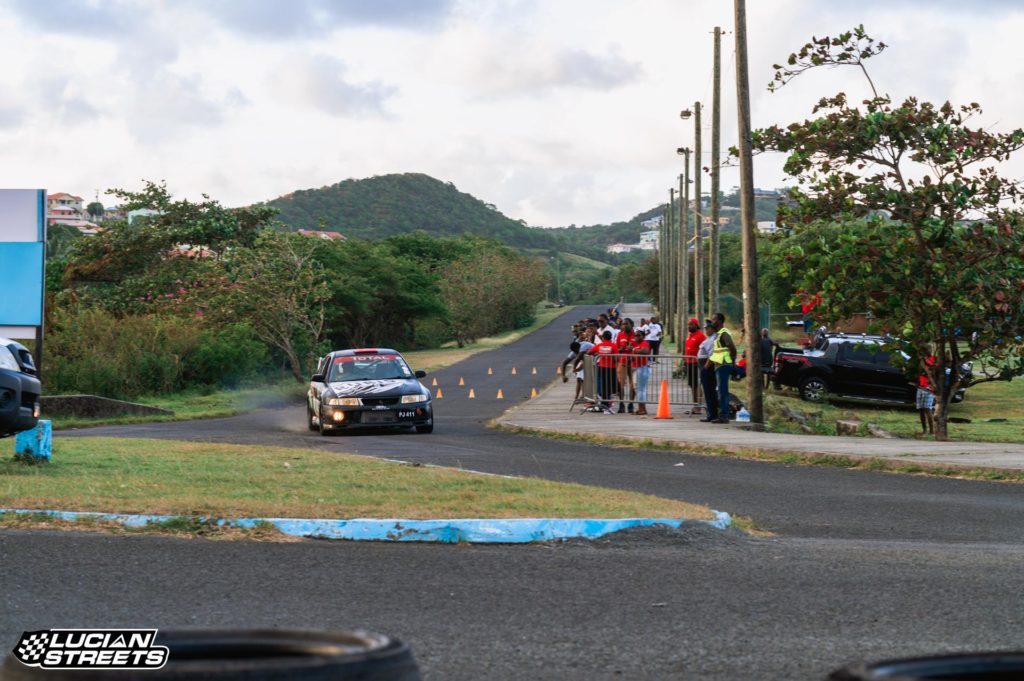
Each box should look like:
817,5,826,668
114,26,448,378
0,437,715,523
491,422,1024,483
764,379,1024,443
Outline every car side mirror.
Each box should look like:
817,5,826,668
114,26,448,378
414,370,427,379
312,374,325,383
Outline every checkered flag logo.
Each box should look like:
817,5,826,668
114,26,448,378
13,630,51,665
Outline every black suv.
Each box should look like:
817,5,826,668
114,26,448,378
0,337,40,437
773,334,968,405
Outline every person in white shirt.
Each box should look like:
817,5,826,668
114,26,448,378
645,316,662,360
597,313,618,342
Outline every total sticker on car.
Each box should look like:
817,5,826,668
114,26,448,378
333,354,401,363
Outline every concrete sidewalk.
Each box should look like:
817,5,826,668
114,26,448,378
495,304,1024,474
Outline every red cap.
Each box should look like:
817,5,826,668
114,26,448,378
688,317,699,326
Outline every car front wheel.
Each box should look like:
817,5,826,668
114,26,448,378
799,376,830,403
308,405,319,431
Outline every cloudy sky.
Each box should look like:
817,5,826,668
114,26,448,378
1,0,1021,227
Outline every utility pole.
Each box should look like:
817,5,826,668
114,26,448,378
693,101,704,323
710,26,722,318
659,207,667,321
667,188,676,346
734,0,763,423
676,152,690,349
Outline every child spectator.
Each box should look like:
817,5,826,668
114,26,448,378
587,330,618,412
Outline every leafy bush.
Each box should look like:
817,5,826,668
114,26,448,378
181,323,270,389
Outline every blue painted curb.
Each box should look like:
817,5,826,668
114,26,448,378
0,509,731,543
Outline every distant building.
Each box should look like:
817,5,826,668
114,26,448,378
639,230,659,244
606,243,637,254
48,192,84,215
757,221,778,234
640,216,663,229
297,229,346,241
635,241,656,251
753,188,781,200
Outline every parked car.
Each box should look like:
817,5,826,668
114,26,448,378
307,348,433,435
0,337,40,437
772,333,969,405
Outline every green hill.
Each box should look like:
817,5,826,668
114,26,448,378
266,173,557,249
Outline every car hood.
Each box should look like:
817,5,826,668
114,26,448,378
327,379,421,397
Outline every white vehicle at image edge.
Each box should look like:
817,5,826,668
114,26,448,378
0,337,40,438
307,348,433,435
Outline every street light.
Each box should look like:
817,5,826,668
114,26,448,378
680,109,693,120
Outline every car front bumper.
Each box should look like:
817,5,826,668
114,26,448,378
321,403,433,430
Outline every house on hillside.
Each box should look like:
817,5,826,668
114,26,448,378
297,229,346,241
753,188,781,200
48,192,84,215
640,216,663,229
639,230,659,245
606,243,637,254
757,221,778,234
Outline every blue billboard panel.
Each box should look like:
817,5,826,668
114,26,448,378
0,242,44,325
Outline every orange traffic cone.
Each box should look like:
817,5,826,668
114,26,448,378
431,377,438,386
496,388,504,399
511,367,517,375
436,388,443,398
468,388,476,398
654,379,673,419
488,367,493,375
530,387,538,398
556,366,562,375
458,377,465,386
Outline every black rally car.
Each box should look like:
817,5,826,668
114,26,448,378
307,348,433,435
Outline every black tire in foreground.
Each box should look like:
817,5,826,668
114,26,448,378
307,406,318,431
828,651,1024,680
2,629,421,680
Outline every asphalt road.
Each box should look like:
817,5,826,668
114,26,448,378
5,305,1024,679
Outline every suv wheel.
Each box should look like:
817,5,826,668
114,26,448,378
318,408,331,436
307,405,319,431
799,376,830,403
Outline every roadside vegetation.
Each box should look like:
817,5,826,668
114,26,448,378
44,182,549,400
0,437,715,522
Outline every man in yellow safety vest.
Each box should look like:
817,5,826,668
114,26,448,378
707,312,738,424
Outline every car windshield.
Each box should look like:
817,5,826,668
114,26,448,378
327,355,412,382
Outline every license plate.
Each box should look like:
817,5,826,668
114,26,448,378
397,411,416,419
363,411,397,424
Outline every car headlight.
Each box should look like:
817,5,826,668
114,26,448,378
401,394,428,404
327,397,361,406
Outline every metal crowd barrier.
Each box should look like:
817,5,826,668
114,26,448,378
573,353,706,413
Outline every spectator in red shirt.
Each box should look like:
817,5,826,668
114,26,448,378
683,317,705,404
615,318,636,413
801,291,822,333
587,330,617,412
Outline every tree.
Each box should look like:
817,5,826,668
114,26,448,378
86,201,104,220
751,26,1024,440
195,231,329,382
